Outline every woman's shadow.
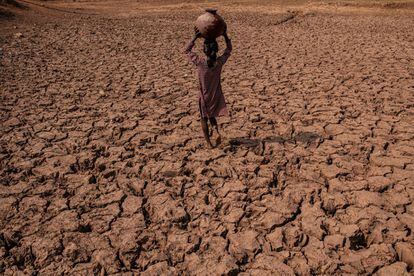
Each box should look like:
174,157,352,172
229,132,321,149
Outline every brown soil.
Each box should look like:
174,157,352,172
1,0,414,274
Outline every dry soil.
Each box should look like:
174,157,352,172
1,0,414,275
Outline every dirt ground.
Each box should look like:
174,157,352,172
1,0,414,275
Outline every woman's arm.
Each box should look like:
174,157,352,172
184,27,202,65
223,32,232,52
219,31,232,64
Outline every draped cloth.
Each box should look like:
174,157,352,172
184,39,232,118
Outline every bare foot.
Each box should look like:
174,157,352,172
216,133,222,146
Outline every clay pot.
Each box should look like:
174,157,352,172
195,9,227,40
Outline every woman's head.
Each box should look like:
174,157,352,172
203,39,218,67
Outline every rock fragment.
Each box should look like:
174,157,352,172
395,242,414,271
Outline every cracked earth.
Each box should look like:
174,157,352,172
1,0,414,275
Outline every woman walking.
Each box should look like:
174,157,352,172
184,27,232,148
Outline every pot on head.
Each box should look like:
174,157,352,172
195,9,226,40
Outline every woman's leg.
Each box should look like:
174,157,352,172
209,117,219,133
199,100,214,148
209,117,221,145
201,117,213,148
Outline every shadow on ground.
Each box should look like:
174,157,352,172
229,132,322,148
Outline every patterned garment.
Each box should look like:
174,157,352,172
184,38,232,118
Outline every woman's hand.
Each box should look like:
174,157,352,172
223,25,228,38
194,26,202,39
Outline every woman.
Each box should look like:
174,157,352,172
184,27,232,148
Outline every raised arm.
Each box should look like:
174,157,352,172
219,31,232,65
184,27,202,66
224,32,232,52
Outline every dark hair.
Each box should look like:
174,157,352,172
203,39,218,68
203,39,218,53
